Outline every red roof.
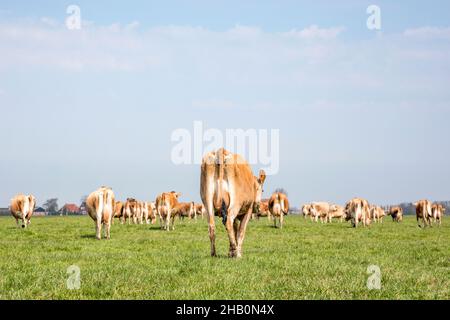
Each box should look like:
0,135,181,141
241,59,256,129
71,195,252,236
63,204,80,212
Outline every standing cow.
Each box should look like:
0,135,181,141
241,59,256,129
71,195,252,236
155,191,181,231
328,204,345,223
113,201,124,224
301,204,313,221
414,200,433,228
123,198,137,224
200,148,266,258
345,198,371,228
172,202,195,223
86,186,115,240
388,206,403,223
431,203,445,226
145,202,157,224
194,203,206,220
10,194,36,228
268,192,289,229
370,205,386,223
310,202,330,223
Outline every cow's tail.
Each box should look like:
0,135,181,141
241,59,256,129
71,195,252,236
96,191,105,220
213,148,228,225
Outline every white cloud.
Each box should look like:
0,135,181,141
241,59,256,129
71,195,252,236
0,19,449,110
404,26,450,39
281,25,345,39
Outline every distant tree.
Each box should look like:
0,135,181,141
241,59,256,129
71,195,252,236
274,188,288,196
43,198,59,214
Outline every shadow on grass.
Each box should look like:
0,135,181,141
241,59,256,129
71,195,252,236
80,234,97,239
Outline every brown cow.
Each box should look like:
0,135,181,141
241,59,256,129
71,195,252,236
344,198,371,228
86,186,115,240
145,202,157,224
388,206,403,223
370,205,386,223
200,148,266,258
414,200,432,228
10,194,36,228
310,202,330,223
155,191,181,231
113,201,124,224
172,202,195,224
301,204,313,221
123,198,138,224
431,203,445,226
328,204,345,223
194,203,206,220
268,192,289,228
254,199,270,220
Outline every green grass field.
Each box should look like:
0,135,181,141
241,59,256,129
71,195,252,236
0,215,448,300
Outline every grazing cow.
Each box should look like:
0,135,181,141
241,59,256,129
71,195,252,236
370,205,386,223
86,186,115,240
328,204,345,223
155,191,181,231
268,192,289,228
344,198,371,228
113,201,124,224
388,206,403,223
310,202,330,223
172,202,195,223
301,204,313,221
431,203,445,226
200,148,266,258
414,200,433,228
123,198,138,224
255,199,271,220
10,194,36,228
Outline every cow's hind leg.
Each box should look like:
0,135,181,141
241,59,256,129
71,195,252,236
236,205,253,258
95,219,102,240
280,213,284,229
105,218,111,240
207,210,216,257
225,213,238,258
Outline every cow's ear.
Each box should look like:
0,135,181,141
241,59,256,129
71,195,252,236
258,170,266,185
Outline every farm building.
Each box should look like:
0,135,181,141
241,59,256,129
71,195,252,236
33,207,47,216
59,204,81,216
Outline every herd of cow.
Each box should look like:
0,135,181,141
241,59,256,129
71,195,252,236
299,199,445,228
7,148,446,258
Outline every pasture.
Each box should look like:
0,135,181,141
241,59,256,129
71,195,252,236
0,215,448,300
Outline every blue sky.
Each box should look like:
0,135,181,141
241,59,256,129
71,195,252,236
1,1,450,208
